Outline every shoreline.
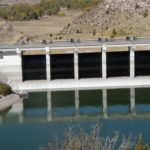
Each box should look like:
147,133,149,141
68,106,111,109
0,94,20,111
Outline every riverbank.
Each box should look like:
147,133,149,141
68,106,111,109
0,94,20,111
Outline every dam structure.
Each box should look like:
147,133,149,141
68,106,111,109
0,37,150,91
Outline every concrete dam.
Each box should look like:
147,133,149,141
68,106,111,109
0,37,150,91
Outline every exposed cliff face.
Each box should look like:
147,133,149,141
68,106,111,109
63,0,150,37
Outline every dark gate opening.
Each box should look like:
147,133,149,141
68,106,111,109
79,52,102,78
22,55,46,81
107,51,129,77
51,54,74,80
135,51,150,76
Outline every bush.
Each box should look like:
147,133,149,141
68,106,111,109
92,28,96,35
0,83,12,96
40,0,60,15
57,12,65,16
40,124,145,150
110,28,117,38
0,3,39,21
0,0,104,21
143,9,149,18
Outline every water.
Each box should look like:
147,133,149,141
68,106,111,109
0,88,150,150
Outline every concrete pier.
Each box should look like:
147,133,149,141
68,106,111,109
129,46,135,78
46,47,51,81
16,48,23,82
74,48,79,80
102,45,107,79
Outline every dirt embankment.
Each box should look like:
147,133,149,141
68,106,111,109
0,21,23,43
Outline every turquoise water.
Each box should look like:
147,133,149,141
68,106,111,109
0,88,150,150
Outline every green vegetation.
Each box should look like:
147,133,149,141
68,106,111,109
143,9,149,18
0,3,39,20
40,0,60,15
135,134,149,150
0,82,12,96
0,0,103,21
60,0,104,10
110,28,117,38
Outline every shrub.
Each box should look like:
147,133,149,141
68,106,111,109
40,0,60,15
143,9,149,18
40,124,138,150
110,28,117,38
135,134,149,150
76,29,81,34
0,83,12,96
0,3,39,21
57,12,65,17
92,28,96,35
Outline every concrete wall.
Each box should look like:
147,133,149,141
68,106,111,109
0,51,22,82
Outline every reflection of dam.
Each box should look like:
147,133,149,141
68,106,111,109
1,88,150,124
0,38,150,91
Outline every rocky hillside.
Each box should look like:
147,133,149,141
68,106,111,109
63,0,150,37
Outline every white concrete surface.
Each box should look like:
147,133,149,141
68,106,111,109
74,48,79,80
14,76,150,92
0,51,22,81
129,46,135,78
102,45,107,79
46,47,50,81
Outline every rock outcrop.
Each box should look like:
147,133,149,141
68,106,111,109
63,0,150,36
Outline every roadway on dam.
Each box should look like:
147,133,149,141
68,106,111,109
14,76,150,92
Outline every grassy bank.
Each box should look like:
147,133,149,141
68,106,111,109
0,82,12,96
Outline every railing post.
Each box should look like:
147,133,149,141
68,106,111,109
16,47,23,82
129,46,135,78
102,44,107,79
74,47,79,80
46,47,51,81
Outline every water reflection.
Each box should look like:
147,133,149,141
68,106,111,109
0,88,150,150
0,88,150,124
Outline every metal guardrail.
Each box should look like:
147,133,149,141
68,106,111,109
0,37,150,50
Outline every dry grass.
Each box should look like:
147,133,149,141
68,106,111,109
11,9,82,41
39,124,138,150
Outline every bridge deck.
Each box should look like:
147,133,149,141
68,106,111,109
13,76,150,92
